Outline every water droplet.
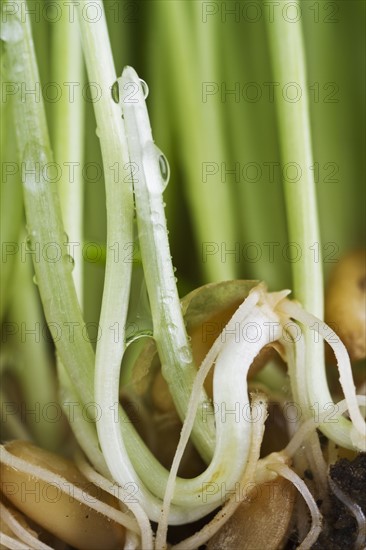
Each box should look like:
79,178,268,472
32,274,38,286
25,234,33,250
173,266,177,273
95,127,101,138
178,346,192,364
25,231,38,250
139,78,149,99
159,154,170,186
142,143,171,194
63,254,75,271
0,18,23,44
111,81,119,103
63,232,69,245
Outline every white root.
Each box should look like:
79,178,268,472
0,446,138,535
0,503,51,550
328,477,366,550
279,300,366,450
75,453,153,549
267,462,322,549
0,532,31,550
284,396,366,458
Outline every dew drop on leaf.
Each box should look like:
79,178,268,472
25,235,33,250
111,81,119,103
159,154,170,186
139,78,149,99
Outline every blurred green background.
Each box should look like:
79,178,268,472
4,1,365,316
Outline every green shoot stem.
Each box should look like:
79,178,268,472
0,95,23,319
119,66,215,461
72,0,140,500
2,0,95,408
51,4,87,453
265,0,356,448
52,1,85,304
57,361,110,477
265,2,323,316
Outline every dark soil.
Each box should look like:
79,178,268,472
286,453,366,550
